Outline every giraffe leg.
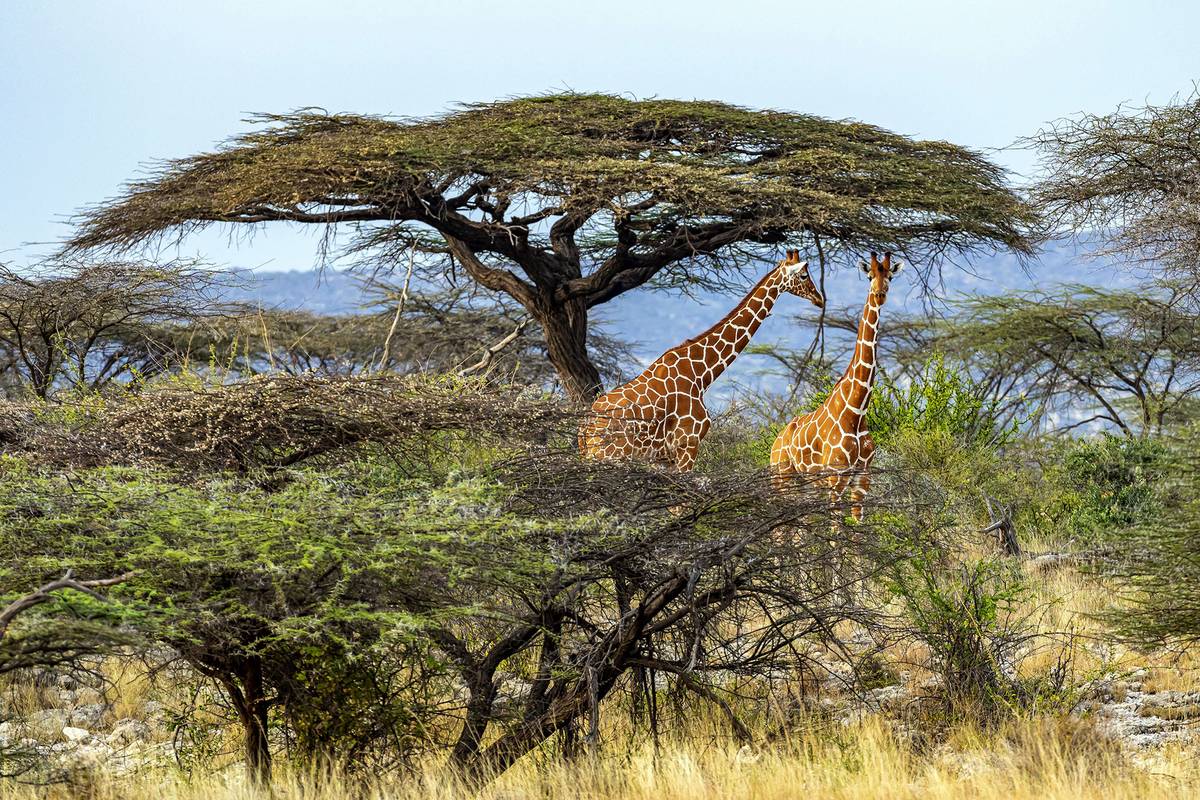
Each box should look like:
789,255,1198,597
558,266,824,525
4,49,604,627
827,474,851,531
827,473,859,603
848,471,871,522
667,400,708,473
674,436,700,472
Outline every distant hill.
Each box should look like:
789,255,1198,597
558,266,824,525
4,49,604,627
231,241,1131,402
224,269,383,315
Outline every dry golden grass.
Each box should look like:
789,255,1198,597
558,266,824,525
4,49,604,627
0,716,1192,800
1141,650,1200,693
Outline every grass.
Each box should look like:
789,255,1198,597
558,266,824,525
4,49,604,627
0,716,1193,800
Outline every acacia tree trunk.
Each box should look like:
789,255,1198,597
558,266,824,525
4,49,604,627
221,658,272,787
534,297,603,403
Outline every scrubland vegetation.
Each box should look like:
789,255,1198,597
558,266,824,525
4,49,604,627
2,90,1200,798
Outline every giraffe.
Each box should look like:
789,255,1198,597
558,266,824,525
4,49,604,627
579,250,824,472
770,252,904,519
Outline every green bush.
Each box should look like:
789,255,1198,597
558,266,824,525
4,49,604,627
1051,433,1172,541
805,353,1018,451
0,457,523,778
886,546,1031,717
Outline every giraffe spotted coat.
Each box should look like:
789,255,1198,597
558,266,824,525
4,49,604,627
771,252,903,519
579,251,824,472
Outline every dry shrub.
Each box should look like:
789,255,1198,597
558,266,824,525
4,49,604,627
6,374,577,474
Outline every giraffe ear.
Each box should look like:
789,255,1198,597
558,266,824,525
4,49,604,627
859,259,870,275
890,260,905,276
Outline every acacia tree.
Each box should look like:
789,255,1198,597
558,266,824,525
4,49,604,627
1028,89,1200,279
898,284,1200,436
0,260,224,398
68,94,1037,400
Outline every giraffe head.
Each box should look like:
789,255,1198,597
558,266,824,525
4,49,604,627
858,252,904,304
777,249,824,309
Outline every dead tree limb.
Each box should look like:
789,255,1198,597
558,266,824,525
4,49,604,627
0,570,134,639
458,318,531,378
982,494,1021,557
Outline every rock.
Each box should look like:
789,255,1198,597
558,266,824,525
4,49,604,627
140,700,166,717
61,726,90,743
871,684,910,711
70,704,109,729
27,709,69,740
106,719,151,747
733,744,761,765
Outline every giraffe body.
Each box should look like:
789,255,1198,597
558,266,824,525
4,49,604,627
580,251,823,472
771,252,903,518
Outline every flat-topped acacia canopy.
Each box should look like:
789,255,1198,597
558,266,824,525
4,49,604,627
68,93,1038,400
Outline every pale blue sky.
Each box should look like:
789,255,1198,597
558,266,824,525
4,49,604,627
2,0,1197,269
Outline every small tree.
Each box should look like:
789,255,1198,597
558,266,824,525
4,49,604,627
68,94,1037,400
0,260,224,398
1106,444,1200,649
919,284,1200,436
1029,89,1200,279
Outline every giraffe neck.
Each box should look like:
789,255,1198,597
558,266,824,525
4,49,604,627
678,269,787,391
834,290,884,421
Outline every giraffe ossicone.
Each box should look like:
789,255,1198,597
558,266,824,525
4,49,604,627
771,251,904,520
579,250,824,472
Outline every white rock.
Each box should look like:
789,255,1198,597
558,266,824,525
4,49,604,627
27,709,69,740
140,700,166,716
69,703,108,728
733,744,762,765
61,726,90,743
106,718,151,746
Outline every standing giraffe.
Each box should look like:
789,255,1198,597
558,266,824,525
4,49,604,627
580,251,824,472
770,252,904,518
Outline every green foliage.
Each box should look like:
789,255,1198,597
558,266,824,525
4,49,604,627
0,454,570,770
1106,456,1200,647
805,353,1017,450
1050,433,1172,542
886,546,1031,716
